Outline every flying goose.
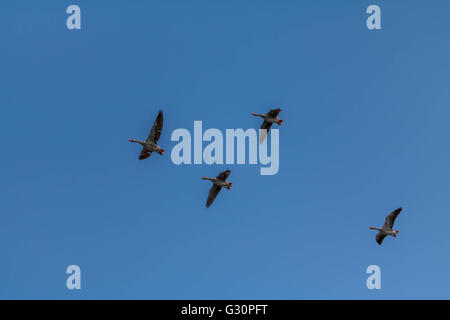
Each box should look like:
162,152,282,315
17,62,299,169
202,170,232,208
252,108,283,143
369,208,402,245
129,110,165,160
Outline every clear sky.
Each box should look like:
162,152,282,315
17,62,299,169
1,0,450,299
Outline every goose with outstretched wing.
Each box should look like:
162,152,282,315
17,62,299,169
129,110,165,160
202,170,232,208
252,107,283,143
369,208,402,245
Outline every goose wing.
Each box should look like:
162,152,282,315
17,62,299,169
146,110,163,143
139,148,151,160
267,108,281,118
376,232,387,245
259,121,272,144
382,208,402,229
216,170,231,181
206,184,222,208
260,120,273,132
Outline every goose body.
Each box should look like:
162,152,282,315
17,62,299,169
205,178,230,188
134,140,162,154
369,208,402,245
202,170,232,208
129,110,165,160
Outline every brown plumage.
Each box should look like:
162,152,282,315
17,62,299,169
129,110,165,160
252,108,283,143
202,170,232,208
370,208,403,245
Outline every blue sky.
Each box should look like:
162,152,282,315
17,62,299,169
1,0,450,299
